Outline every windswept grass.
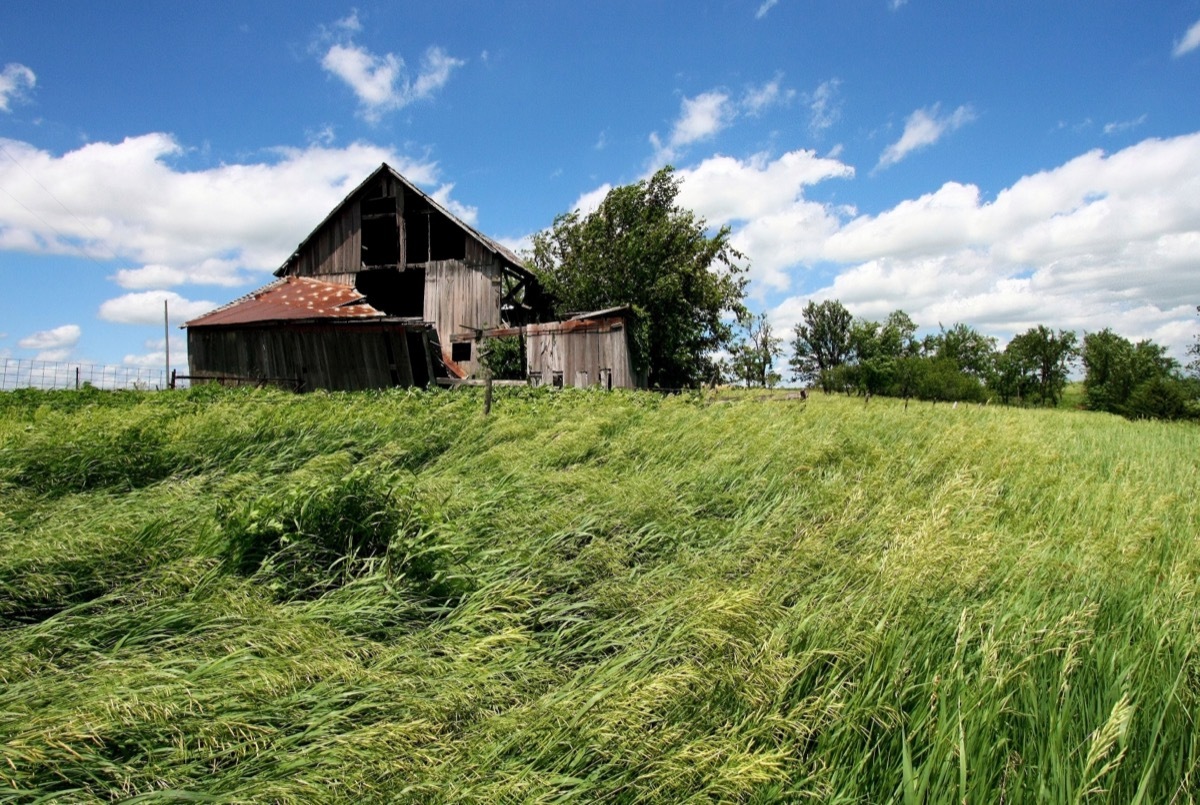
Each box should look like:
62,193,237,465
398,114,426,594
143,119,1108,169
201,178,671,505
0,386,1197,802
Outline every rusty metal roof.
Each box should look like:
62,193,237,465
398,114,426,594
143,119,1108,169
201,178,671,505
185,277,385,327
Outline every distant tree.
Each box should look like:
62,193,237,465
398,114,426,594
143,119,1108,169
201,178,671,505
529,167,748,388
932,323,997,379
1126,375,1190,420
1188,306,1200,377
789,300,853,390
917,357,986,404
1083,328,1191,419
1004,326,1078,406
728,312,782,388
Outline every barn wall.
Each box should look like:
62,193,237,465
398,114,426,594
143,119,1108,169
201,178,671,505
525,322,637,389
424,255,502,376
279,202,362,283
187,323,423,391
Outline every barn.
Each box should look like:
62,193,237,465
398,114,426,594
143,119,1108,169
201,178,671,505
184,163,642,391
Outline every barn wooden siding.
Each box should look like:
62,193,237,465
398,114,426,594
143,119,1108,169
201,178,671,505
279,202,362,283
426,242,504,376
187,323,434,391
523,318,637,389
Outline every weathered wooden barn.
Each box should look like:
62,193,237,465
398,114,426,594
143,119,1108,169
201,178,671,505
185,163,642,391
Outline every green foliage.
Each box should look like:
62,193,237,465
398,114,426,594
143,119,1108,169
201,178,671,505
2,387,1200,801
727,312,782,387
529,167,748,388
1002,325,1079,406
788,299,853,387
1187,305,1200,377
931,322,997,378
482,334,525,380
1082,328,1186,419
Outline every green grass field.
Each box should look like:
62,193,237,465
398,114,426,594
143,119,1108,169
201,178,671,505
1,386,1197,803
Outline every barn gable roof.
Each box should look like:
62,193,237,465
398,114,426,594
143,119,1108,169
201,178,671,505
273,162,531,281
185,276,385,328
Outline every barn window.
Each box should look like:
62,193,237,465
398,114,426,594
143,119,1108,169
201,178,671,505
452,341,472,362
599,368,612,390
356,267,424,318
528,371,542,387
552,371,563,388
575,370,589,387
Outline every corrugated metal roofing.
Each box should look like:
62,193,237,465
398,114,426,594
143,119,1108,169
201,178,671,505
185,277,385,327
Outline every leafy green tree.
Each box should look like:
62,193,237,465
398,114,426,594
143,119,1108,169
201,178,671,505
1126,376,1190,420
1188,306,1200,377
529,167,748,388
728,312,782,388
917,357,986,404
1004,326,1078,406
1083,329,1189,419
932,323,997,378
789,300,853,389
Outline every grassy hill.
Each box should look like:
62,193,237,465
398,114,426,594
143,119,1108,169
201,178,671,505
1,386,1197,802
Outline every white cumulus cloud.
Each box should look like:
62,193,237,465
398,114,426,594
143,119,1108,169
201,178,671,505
99,291,220,326
321,37,464,121
755,0,780,19
1103,114,1147,135
123,336,186,367
742,76,794,116
806,79,842,135
0,63,36,112
877,104,976,170
767,132,1200,357
18,324,81,358
650,80,795,165
1173,18,1200,57
0,134,476,301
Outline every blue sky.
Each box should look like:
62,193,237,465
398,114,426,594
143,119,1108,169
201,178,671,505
2,1,1199,372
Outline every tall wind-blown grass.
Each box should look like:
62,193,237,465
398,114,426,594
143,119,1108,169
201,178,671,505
0,386,1197,802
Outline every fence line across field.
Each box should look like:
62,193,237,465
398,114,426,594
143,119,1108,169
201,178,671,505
0,358,179,391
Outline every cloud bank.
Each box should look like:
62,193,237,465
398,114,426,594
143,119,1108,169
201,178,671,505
0,133,474,325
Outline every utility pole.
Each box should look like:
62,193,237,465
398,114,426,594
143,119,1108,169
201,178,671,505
164,299,170,389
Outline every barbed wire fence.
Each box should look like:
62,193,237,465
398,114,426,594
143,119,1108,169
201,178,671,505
0,358,184,392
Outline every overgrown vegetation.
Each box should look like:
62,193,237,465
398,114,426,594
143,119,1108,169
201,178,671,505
2,386,1199,802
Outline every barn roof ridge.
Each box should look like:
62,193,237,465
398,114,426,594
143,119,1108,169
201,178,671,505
273,163,530,280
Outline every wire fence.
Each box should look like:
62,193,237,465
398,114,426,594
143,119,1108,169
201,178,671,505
0,358,179,392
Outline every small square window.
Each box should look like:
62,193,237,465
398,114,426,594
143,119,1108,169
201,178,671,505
552,371,564,388
452,342,472,362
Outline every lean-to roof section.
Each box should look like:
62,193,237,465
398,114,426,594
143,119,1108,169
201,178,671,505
185,277,385,328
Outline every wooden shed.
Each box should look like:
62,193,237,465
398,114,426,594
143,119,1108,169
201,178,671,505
486,307,642,390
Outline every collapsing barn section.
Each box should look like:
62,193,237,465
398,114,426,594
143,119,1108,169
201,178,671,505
184,277,439,391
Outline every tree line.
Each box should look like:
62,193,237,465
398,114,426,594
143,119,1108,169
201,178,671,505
520,166,1198,420
727,301,1200,421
